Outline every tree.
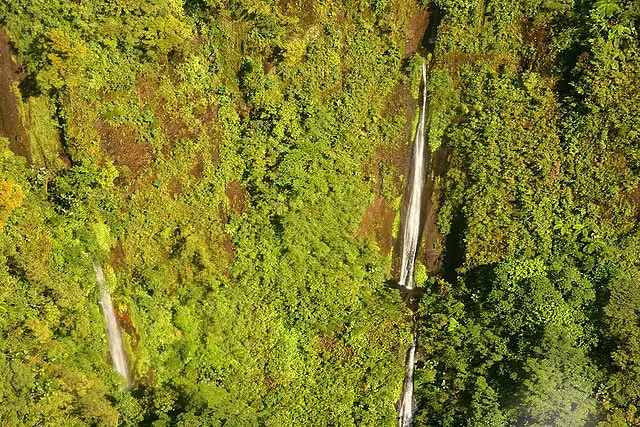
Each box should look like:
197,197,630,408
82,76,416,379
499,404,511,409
0,178,24,227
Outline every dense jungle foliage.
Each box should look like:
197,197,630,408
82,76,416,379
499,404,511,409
0,0,639,425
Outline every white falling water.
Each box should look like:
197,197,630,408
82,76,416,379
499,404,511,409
92,260,132,386
398,61,428,292
398,328,417,426
397,61,428,427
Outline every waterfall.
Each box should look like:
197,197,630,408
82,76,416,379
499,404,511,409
396,60,428,427
398,325,417,426
398,61,428,292
92,260,132,386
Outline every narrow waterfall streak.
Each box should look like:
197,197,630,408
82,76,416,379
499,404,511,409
92,260,132,386
398,61,428,292
398,329,417,426
397,60,428,427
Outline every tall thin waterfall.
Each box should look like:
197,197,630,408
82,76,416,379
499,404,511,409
92,260,132,386
397,60,428,427
398,323,418,426
398,61,428,292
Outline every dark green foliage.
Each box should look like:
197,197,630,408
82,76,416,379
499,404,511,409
0,0,417,424
411,0,640,425
1,0,640,424
414,260,599,426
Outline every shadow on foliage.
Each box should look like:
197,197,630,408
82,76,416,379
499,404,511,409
17,73,40,99
443,211,466,284
421,3,443,53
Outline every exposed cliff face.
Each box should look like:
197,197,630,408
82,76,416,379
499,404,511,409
0,28,29,161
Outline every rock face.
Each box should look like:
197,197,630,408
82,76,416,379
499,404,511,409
0,28,29,161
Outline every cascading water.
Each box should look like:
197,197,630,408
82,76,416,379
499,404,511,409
396,60,428,427
398,321,418,426
398,61,428,292
92,260,132,386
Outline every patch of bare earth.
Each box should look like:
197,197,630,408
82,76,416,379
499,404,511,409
165,177,182,196
196,103,219,124
225,180,248,215
520,18,553,75
359,196,395,256
0,28,29,161
97,120,153,183
221,232,235,258
195,103,221,171
137,71,219,150
157,106,198,154
360,79,422,269
385,82,417,161
116,308,140,345
316,333,354,364
371,136,410,195
190,154,204,178
221,232,235,279
405,9,429,56
218,180,250,276
109,239,126,269
135,75,191,155
136,73,220,174
418,147,449,276
629,185,640,209
278,0,316,27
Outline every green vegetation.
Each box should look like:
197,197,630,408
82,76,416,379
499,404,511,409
413,0,640,425
0,0,639,425
0,0,416,424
